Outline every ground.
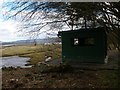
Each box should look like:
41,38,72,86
2,65,118,88
1,44,119,88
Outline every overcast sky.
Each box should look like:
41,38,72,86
0,0,54,42
0,0,26,42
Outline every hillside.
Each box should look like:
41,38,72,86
1,38,61,46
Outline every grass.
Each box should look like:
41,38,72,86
22,52,46,64
1,44,62,65
1,44,119,88
1,45,38,57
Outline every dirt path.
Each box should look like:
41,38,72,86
46,50,119,70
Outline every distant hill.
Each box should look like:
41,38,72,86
1,38,61,46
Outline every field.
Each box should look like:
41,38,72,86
1,44,61,64
1,44,119,88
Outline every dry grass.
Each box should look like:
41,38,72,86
2,65,118,88
1,45,38,57
1,44,62,65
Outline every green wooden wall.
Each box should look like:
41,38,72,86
60,27,107,64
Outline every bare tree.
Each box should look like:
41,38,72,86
3,1,120,50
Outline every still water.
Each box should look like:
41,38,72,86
0,56,32,68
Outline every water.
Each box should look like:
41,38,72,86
0,56,32,68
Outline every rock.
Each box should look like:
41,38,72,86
45,56,52,62
104,56,108,64
9,79,18,83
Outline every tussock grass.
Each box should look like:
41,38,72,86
21,52,46,64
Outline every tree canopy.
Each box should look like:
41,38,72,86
3,1,120,50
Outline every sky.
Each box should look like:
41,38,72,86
0,0,27,42
0,0,56,42
0,19,25,42
0,0,72,42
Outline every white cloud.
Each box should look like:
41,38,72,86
0,29,15,42
0,18,25,42
0,0,26,42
